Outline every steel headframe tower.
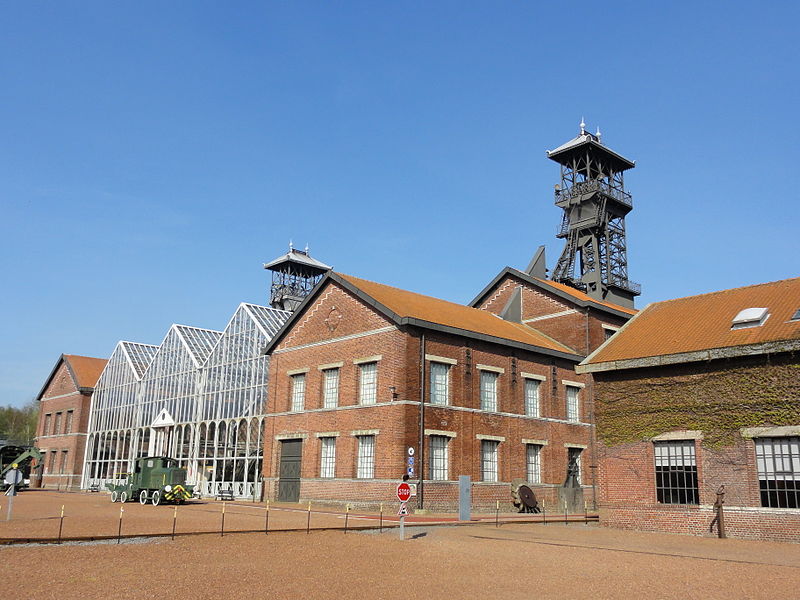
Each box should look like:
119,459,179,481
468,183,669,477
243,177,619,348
263,244,331,312
547,121,640,309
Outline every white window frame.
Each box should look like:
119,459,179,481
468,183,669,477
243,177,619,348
359,362,378,405
356,435,375,478
480,371,499,412
526,444,542,483
319,437,336,478
290,373,306,412
322,368,340,409
566,385,580,423
481,439,499,482
430,362,450,406
524,379,541,417
430,435,450,481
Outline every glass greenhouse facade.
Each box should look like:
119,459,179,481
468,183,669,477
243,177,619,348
82,303,290,499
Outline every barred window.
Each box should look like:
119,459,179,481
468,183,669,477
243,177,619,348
480,371,498,412
54,412,63,435
654,440,698,504
359,362,378,405
322,368,339,409
756,437,800,509
567,447,582,485
320,437,336,478
44,414,52,436
566,386,580,423
526,444,542,483
48,451,57,473
524,379,540,417
60,450,68,474
430,363,450,406
481,440,499,482
65,410,74,434
430,435,449,480
357,435,375,478
290,374,306,412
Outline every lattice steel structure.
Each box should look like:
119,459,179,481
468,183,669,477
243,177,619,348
83,303,290,499
264,245,331,311
547,122,640,309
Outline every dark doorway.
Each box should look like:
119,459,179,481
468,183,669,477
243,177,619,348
278,439,302,502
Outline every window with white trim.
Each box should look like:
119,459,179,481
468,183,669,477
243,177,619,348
319,437,336,478
359,362,378,405
430,362,450,406
654,440,698,504
481,440,499,482
526,444,542,483
65,410,74,434
290,373,306,412
356,435,375,478
755,436,800,508
430,435,449,481
480,371,498,412
566,385,580,423
524,379,540,417
54,412,63,435
322,368,339,409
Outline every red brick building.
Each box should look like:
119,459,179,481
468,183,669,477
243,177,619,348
34,354,107,489
579,277,800,541
261,271,632,511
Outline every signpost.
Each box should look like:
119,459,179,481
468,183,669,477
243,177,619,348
397,482,411,540
4,466,22,522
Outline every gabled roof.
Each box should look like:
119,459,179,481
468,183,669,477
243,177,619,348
120,342,159,379
546,131,635,171
241,303,292,339
579,277,800,373
263,248,332,272
264,272,581,361
470,267,637,318
173,325,223,367
36,354,108,401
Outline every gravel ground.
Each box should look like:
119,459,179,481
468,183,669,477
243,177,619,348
2,491,798,599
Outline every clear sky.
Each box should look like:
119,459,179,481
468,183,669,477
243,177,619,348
2,2,798,407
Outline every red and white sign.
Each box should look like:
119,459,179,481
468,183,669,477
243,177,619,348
397,482,412,502
397,502,409,516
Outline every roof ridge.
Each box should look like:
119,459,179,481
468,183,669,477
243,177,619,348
649,276,800,305
338,272,475,311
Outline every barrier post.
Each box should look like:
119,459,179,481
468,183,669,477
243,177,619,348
221,502,226,537
172,505,178,540
117,505,124,544
58,505,65,544
265,500,270,535
306,501,312,534
379,503,383,533
495,500,500,528
344,504,350,534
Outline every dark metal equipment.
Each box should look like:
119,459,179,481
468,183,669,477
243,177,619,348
710,485,726,538
517,485,542,514
547,121,640,309
264,245,331,312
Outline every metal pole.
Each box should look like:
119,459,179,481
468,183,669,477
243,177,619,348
344,504,350,534
306,500,311,534
418,331,425,510
172,505,177,540
58,505,65,544
221,502,226,537
379,503,383,533
495,500,499,528
399,514,405,540
265,500,269,535
117,505,124,544
5,486,14,521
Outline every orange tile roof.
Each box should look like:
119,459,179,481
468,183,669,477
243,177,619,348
585,277,800,365
63,355,108,389
337,273,578,356
531,276,638,316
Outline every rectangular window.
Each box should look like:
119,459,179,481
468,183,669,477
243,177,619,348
654,440,699,504
322,368,340,409
60,450,68,474
359,362,378,405
54,412,63,435
430,435,450,481
524,379,540,417
356,435,375,478
44,413,52,436
480,371,498,412
48,451,57,473
430,362,450,406
566,386,580,423
320,437,336,478
567,447,582,485
755,437,800,508
526,444,542,483
481,440,499,482
290,373,306,412
65,410,74,434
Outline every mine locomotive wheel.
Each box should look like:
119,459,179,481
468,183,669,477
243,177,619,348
110,490,118,503
120,491,128,503
518,485,540,513
151,490,161,506
139,490,148,505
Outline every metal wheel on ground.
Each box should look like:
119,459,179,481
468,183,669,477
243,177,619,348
139,490,148,505
110,490,118,503
151,490,161,506
120,491,128,503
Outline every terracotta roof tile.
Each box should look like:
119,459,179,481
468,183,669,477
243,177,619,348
585,277,800,364
337,273,578,356
531,277,638,316
63,355,108,389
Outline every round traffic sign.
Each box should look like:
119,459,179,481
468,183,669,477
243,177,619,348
397,482,412,502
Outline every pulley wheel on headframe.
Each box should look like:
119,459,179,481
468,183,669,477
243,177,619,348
518,485,541,513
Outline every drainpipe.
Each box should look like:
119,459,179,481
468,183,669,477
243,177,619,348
418,331,426,509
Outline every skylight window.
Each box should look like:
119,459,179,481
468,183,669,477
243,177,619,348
791,308,800,322
731,307,769,330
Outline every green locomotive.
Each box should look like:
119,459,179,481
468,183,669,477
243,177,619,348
106,456,193,505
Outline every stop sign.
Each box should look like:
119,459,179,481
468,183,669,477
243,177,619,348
397,482,412,502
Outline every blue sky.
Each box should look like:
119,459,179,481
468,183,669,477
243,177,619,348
2,2,798,407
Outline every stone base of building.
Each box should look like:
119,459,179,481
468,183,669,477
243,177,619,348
600,502,800,543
